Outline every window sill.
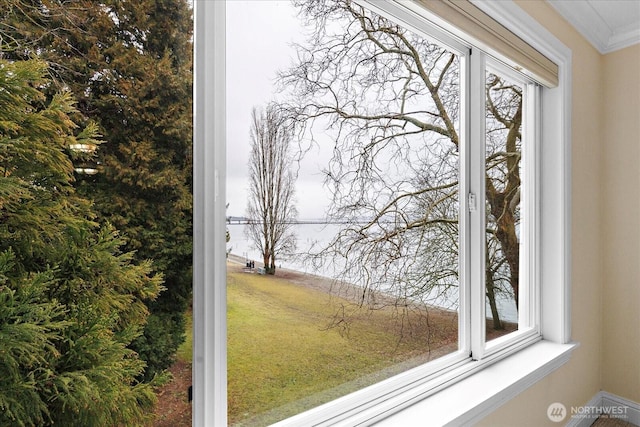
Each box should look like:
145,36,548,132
372,340,578,426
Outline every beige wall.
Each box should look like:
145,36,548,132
479,2,640,426
601,43,640,403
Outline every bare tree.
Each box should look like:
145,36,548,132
246,105,298,275
279,0,522,329
485,72,523,329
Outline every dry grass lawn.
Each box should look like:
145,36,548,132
227,262,458,426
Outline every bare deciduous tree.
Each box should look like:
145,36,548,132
246,105,297,275
279,0,523,329
485,73,523,329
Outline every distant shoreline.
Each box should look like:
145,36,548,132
227,253,457,315
226,253,517,335
227,253,368,303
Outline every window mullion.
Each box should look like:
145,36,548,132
458,49,471,359
469,48,487,360
523,81,541,331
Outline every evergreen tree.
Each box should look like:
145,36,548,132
0,58,162,426
1,0,194,379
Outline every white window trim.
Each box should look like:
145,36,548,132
470,0,573,345
193,2,227,426
192,0,575,425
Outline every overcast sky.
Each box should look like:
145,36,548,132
226,1,332,220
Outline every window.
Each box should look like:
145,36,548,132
193,1,575,426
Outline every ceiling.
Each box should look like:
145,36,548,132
547,0,640,53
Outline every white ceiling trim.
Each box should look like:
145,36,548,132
547,0,640,54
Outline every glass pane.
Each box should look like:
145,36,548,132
485,71,523,340
227,2,461,425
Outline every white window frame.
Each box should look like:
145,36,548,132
476,57,540,360
192,1,576,426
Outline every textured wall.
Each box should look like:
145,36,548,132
601,43,640,404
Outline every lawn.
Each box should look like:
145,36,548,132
176,309,192,364
227,264,458,426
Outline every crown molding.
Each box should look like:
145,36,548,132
547,0,640,54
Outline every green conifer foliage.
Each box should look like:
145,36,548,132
1,0,194,379
0,58,162,426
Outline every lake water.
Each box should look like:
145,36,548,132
227,223,517,322
227,222,340,273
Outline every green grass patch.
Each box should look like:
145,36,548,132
176,309,192,364
227,265,458,426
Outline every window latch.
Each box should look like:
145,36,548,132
468,193,477,212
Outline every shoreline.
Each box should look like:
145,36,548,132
226,253,459,317
226,253,517,337
227,253,369,304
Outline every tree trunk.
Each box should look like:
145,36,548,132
486,266,503,330
263,251,270,273
486,187,520,312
